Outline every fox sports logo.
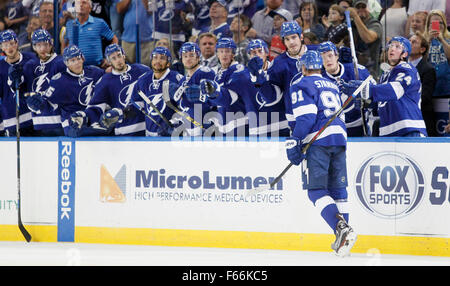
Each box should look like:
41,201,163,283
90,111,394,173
355,152,425,219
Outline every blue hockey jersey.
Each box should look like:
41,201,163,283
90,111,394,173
322,62,371,136
173,65,216,136
290,74,347,147
85,63,150,136
0,52,36,134
191,0,211,34
131,68,184,136
207,62,258,136
371,62,426,137
153,0,193,43
23,53,66,130
42,66,104,136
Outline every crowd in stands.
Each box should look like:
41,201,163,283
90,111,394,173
0,0,449,137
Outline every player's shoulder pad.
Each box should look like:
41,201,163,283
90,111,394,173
290,72,304,86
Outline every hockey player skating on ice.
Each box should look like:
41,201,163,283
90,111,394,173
286,50,356,256
172,42,215,136
0,29,36,136
343,36,427,137
190,37,258,137
247,21,307,132
129,46,183,137
73,44,150,136
317,41,372,137
25,45,104,137
246,39,290,137
23,29,66,136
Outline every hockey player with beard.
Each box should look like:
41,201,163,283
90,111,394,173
343,36,427,137
25,45,104,137
247,21,307,132
171,42,215,136
23,29,66,136
317,41,372,137
0,29,36,136
246,39,289,137
70,44,150,136
188,37,257,137
126,46,183,137
286,50,356,257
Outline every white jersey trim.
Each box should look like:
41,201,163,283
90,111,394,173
379,119,426,136
302,125,347,144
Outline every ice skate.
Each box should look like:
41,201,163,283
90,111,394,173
331,214,357,257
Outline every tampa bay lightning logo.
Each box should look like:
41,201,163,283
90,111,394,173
32,73,50,92
118,81,138,107
355,152,425,219
195,0,210,19
78,81,95,106
159,8,174,21
146,94,166,116
255,85,282,110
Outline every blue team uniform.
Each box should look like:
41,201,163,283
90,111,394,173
191,0,211,34
371,62,427,137
23,53,66,133
0,52,36,135
322,62,371,137
131,68,184,136
153,0,193,45
174,66,216,136
207,62,258,136
85,63,150,136
41,66,104,136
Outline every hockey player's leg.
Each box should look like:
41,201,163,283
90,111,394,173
331,213,357,257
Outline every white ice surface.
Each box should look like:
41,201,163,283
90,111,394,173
0,241,448,266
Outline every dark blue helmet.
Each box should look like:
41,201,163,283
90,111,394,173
63,45,84,63
318,41,338,55
246,39,269,54
0,29,18,43
280,21,302,38
387,36,411,59
179,42,201,57
105,43,125,59
31,29,52,46
299,50,323,70
215,37,236,53
151,46,172,63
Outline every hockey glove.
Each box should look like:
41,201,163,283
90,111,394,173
247,56,264,76
338,46,352,64
342,80,372,106
168,82,180,98
199,79,219,102
26,92,45,112
69,111,88,129
8,64,23,89
285,136,306,166
100,108,124,128
185,84,202,103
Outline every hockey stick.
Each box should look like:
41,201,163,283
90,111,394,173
161,80,204,129
14,82,32,242
129,100,162,128
344,10,370,137
137,90,173,127
246,75,373,197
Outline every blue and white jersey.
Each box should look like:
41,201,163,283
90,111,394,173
207,62,258,136
23,53,66,130
131,68,184,136
227,0,258,23
265,51,304,131
85,63,150,136
42,66,104,136
290,74,347,147
153,0,193,43
173,66,216,136
322,62,370,135
372,62,426,137
191,0,211,35
0,52,36,133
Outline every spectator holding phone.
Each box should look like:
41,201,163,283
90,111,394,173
424,9,450,98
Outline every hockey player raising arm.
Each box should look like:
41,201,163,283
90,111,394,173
25,45,105,137
23,29,66,136
343,36,427,137
73,44,150,136
286,50,356,257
